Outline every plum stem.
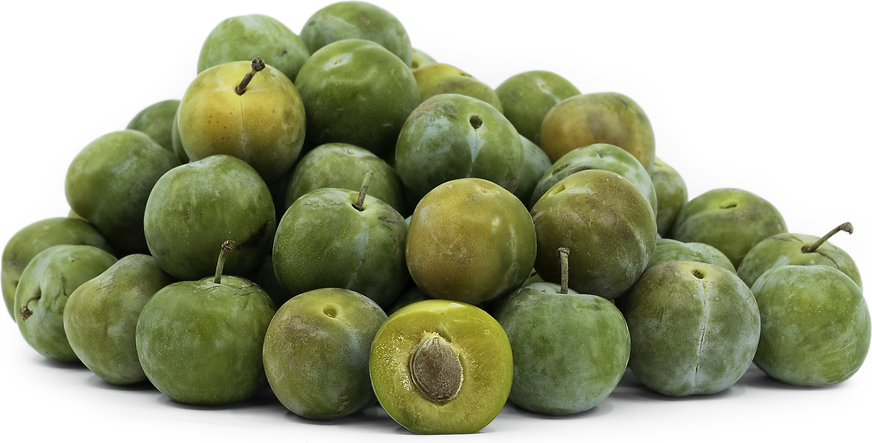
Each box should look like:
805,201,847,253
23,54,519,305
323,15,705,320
558,247,570,294
353,170,375,211
235,58,266,95
803,222,853,253
214,240,236,284
18,293,40,321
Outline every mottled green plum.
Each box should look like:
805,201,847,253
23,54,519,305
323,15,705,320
420,75,503,113
63,254,174,385
752,265,869,386
273,185,408,309
495,71,581,144
531,170,657,300
370,299,513,434
493,281,630,415
529,143,656,213
671,188,787,268
405,179,536,305
285,143,407,215
539,92,655,172
395,94,524,200
410,48,436,69
300,1,413,66
622,261,760,396
15,245,117,361
512,135,552,209
2,217,113,320
198,14,310,82
169,107,189,164
650,157,688,237
136,254,276,405
737,223,861,290
65,130,181,254
413,63,470,95
143,155,275,281
294,39,419,157
126,99,180,153
648,238,736,273
263,288,387,420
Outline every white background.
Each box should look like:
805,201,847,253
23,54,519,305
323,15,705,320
1,0,870,441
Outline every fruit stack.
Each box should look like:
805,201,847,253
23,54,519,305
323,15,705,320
1,1,869,437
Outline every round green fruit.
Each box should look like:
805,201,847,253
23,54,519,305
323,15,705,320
370,299,513,434
126,99,180,153
650,157,688,237
65,130,181,254
198,14,310,82
410,48,436,70
531,169,657,300
2,217,113,320
493,280,630,415
395,94,524,200
495,70,581,144
512,135,552,209
143,155,275,281
670,188,787,268
621,261,760,396
295,39,419,157
751,265,870,386
300,1,413,66
63,254,173,385
648,238,736,273
262,288,387,420
15,245,117,361
405,178,536,305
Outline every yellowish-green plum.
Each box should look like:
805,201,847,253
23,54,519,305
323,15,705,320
412,63,470,95
178,58,306,184
410,48,436,70
539,92,656,172
495,70,581,144
650,157,688,237
126,99,180,153
405,178,536,306
262,288,387,420
648,238,736,273
370,299,513,434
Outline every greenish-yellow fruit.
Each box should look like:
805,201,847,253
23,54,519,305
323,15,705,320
126,99,180,153
405,178,536,305
370,299,513,434
410,48,436,70
2,217,113,320
495,70,581,144
263,288,387,420
63,254,174,385
539,92,655,172
198,14,310,82
15,245,117,361
300,1,413,66
178,58,306,184
65,130,180,254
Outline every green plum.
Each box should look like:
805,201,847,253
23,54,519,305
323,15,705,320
15,245,117,361
405,178,536,305
285,143,407,215
650,157,688,237
65,130,181,254
294,39,419,158
169,106,189,164
670,188,788,268
737,222,861,290
512,135,552,209
198,14,310,82
63,254,174,385
252,254,292,309
752,265,870,386
2,217,113,320
529,143,657,212
143,155,276,281
126,99,180,153
300,1,413,66
370,299,513,434
412,63,470,95
648,238,736,273
386,286,431,316
272,174,408,309
135,242,276,405
179,58,306,184
539,92,656,172
622,261,761,396
495,70,581,144
493,249,630,415
531,170,657,300
419,75,503,113
395,94,524,200
410,48,436,69
262,288,387,420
